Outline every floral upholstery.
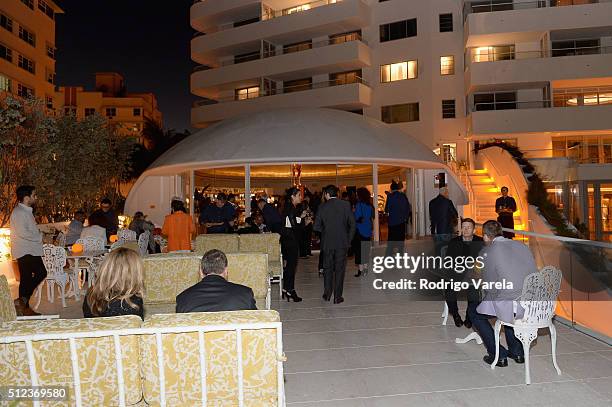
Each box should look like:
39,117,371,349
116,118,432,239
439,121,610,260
0,275,16,323
0,316,143,406
140,311,282,406
195,234,239,255
226,253,270,309
239,234,282,278
143,254,201,306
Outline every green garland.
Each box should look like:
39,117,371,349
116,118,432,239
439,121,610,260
474,142,579,238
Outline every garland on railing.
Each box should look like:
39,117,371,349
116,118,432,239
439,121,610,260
474,141,578,238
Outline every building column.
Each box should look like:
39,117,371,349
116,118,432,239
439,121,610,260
373,163,379,243
245,164,251,218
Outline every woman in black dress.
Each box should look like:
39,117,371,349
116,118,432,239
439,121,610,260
281,187,303,302
83,247,145,319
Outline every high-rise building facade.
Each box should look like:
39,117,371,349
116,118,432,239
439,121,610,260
0,0,62,108
190,0,612,240
55,72,163,143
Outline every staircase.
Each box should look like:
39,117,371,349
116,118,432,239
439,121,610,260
464,169,525,233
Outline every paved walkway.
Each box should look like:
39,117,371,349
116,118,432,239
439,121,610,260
24,252,612,407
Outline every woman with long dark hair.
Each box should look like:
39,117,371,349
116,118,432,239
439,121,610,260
353,187,374,277
281,187,303,302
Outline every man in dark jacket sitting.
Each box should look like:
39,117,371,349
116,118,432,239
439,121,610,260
444,218,484,328
176,249,257,313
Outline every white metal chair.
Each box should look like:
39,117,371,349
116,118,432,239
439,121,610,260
118,228,137,242
490,266,563,384
74,236,106,288
32,244,72,308
138,230,151,256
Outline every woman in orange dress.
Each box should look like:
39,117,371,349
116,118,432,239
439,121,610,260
162,199,194,251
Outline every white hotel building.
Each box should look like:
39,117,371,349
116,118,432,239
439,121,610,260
189,0,612,241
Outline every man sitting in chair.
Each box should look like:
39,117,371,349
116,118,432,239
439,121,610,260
467,220,535,367
176,249,257,313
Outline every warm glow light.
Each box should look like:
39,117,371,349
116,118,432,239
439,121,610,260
474,47,494,62
0,228,10,261
118,215,129,229
566,93,612,106
109,235,119,243
71,243,84,254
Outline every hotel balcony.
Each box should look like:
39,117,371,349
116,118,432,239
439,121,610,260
468,101,612,135
465,45,612,92
463,1,612,47
191,0,370,66
191,36,370,98
191,78,371,127
190,0,261,33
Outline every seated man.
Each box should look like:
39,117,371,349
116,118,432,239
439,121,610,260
65,210,86,245
445,217,484,328
176,249,257,313
467,220,535,367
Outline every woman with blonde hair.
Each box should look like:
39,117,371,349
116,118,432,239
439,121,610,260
83,247,145,319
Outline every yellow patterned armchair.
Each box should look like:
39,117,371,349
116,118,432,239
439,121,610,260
140,310,284,406
195,234,239,255
0,275,16,323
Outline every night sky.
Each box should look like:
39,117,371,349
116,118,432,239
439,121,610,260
55,0,197,132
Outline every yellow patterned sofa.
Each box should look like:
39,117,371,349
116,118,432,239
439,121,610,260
0,315,144,406
195,234,239,255
0,275,16,322
140,310,283,406
143,252,270,316
0,310,285,406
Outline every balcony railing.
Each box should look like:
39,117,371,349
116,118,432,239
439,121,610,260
193,0,343,35
262,0,341,20
472,100,552,111
193,76,368,107
463,0,599,20
193,34,365,72
553,86,612,107
469,45,612,62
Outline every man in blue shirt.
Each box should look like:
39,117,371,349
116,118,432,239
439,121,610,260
199,193,236,233
384,181,412,256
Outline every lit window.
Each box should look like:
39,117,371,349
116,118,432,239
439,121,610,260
440,55,455,75
0,75,12,92
381,60,418,82
235,86,260,100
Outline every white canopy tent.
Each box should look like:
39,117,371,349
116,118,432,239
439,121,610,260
125,108,468,238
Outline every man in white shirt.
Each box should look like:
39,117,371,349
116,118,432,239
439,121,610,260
10,185,47,316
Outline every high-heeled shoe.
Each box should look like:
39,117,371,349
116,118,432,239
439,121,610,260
285,290,302,302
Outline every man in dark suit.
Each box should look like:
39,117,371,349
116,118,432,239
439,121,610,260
258,198,283,234
429,187,458,255
445,218,484,328
314,185,356,304
495,186,517,239
176,249,257,313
